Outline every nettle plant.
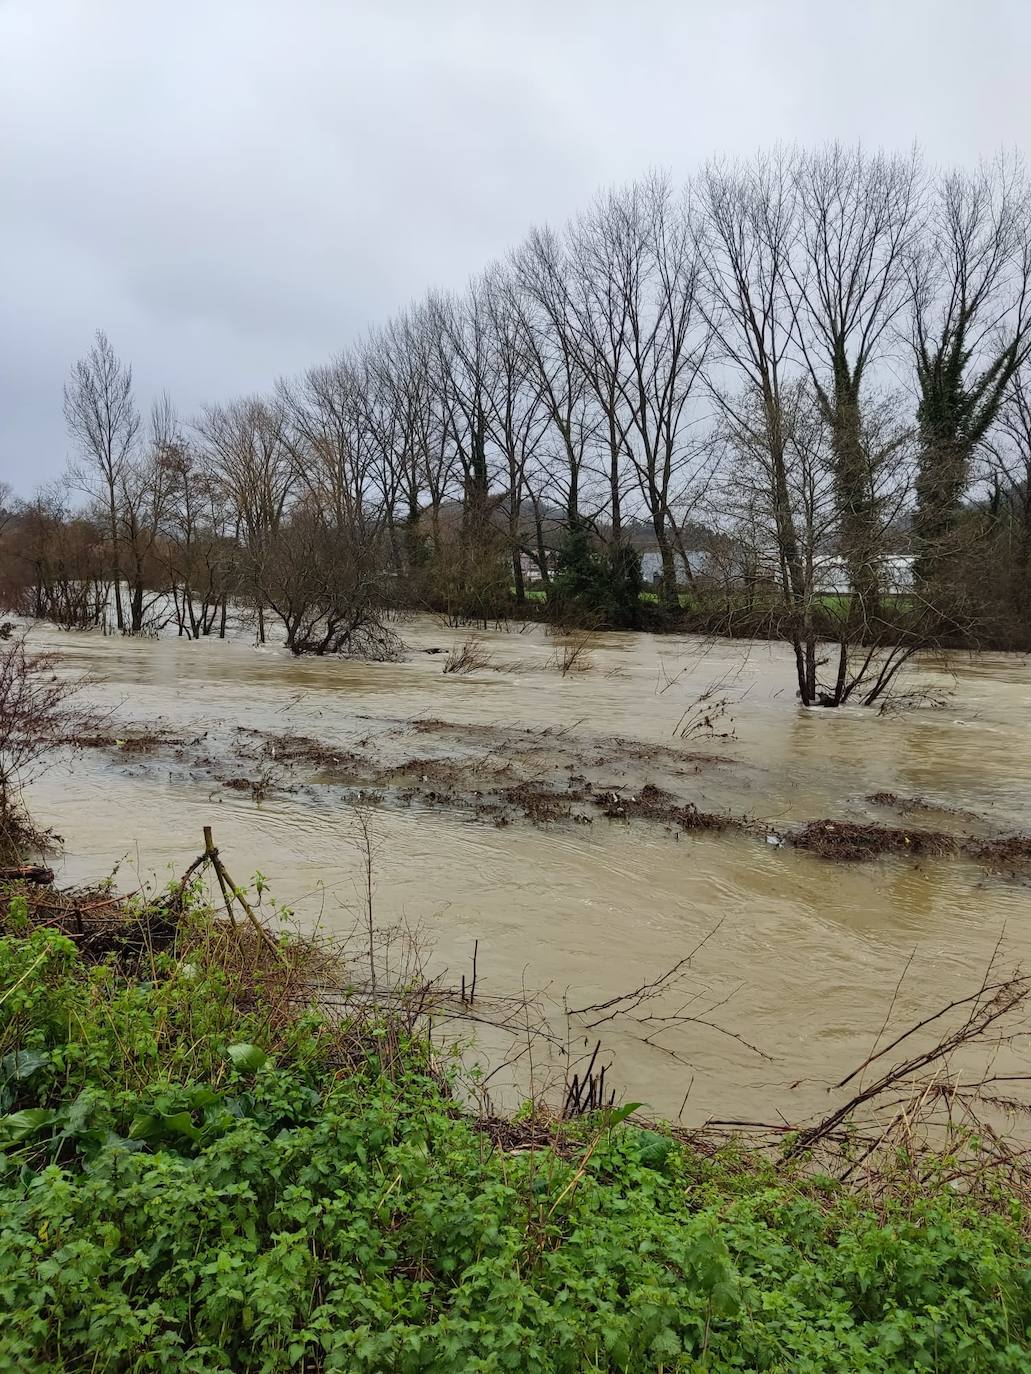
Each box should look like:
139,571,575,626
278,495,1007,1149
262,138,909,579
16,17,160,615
0,901,1029,1372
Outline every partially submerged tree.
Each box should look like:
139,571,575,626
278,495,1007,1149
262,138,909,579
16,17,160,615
257,503,398,658
158,425,236,639
790,145,923,623
568,175,711,608
698,150,816,698
63,331,141,633
196,397,295,643
115,395,179,634
0,490,110,630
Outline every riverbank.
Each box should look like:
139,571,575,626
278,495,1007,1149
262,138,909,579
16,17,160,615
2,874,1031,1372
441,588,1031,655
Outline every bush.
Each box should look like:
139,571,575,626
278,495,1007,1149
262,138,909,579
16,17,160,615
550,527,642,629
0,635,92,858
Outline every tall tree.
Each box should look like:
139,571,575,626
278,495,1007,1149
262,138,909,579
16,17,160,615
512,226,597,532
790,145,923,621
116,394,176,633
698,151,819,700
63,330,140,631
479,265,548,605
572,175,709,607
910,155,1031,582
435,286,507,611
196,397,295,643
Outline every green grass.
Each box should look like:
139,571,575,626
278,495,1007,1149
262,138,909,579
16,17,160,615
520,587,917,619
1,901,1030,1371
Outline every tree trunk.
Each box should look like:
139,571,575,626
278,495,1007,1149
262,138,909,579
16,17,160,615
914,433,970,585
654,523,679,610
511,548,525,605
829,382,880,627
130,577,144,634
108,492,124,632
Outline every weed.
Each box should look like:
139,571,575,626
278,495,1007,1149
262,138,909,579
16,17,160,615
442,638,495,674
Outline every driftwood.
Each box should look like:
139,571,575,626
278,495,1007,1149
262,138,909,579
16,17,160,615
783,970,1031,1159
0,865,54,885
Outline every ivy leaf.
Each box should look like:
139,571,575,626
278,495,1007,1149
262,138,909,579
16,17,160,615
128,1111,200,1144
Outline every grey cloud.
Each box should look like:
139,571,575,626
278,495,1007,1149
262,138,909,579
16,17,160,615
1,0,1029,489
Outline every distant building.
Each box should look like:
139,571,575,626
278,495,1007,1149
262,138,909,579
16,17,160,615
811,554,914,594
640,550,709,583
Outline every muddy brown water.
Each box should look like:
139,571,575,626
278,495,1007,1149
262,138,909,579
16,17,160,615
22,616,1031,1126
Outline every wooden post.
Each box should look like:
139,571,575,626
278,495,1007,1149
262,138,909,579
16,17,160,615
202,826,285,963
203,825,238,929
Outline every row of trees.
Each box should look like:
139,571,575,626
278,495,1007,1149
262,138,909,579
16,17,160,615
4,144,1031,703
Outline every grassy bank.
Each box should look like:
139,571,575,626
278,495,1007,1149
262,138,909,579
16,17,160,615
1,885,1030,1372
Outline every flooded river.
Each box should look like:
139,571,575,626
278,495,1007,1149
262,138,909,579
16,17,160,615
23,616,1031,1126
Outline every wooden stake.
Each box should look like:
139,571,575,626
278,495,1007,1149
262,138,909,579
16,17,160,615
202,825,285,963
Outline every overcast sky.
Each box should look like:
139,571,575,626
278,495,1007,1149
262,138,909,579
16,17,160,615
2,0,1029,493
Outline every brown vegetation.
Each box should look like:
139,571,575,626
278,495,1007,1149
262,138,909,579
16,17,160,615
442,638,495,674
792,819,957,862
0,634,96,858
973,834,1031,877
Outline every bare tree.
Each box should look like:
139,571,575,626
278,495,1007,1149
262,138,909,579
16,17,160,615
512,225,598,532
433,286,510,616
0,481,13,538
114,394,179,633
196,397,295,643
63,330,141,631
361,325,424,579
1,489,110,629
258,502,397,658
572,175,710,607
279,354,379,542
724,381,921,706
698,150,819,699
993,369,1031,565
156,399,235,638
479,265,549,605
790,145,923,620
976,366,1031,641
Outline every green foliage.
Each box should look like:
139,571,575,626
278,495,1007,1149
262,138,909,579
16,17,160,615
0,922,1029,1371
550,526,643,629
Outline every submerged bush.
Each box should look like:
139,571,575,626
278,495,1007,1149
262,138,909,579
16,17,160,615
0,911,1029,1372
550,526,643,629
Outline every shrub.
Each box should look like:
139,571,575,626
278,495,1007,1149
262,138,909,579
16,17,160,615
550,527,642,629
